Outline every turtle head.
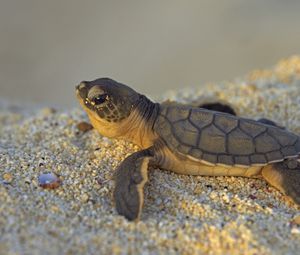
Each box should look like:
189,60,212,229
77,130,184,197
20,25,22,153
76,78,140,137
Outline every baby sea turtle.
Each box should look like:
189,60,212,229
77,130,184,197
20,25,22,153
76,78,300,221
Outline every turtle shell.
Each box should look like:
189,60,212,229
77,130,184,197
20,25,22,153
154,105,300,166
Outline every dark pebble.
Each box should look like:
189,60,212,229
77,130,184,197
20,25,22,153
248,194,257,200
76,121,93,132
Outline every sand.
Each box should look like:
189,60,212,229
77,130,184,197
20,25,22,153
1,56,300,255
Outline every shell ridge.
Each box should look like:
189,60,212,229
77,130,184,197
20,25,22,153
170,124,196,148
266,127,284,148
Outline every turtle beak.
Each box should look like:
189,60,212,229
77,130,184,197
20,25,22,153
76,81,88,99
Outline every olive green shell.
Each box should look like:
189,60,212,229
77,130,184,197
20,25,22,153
154,105,300,166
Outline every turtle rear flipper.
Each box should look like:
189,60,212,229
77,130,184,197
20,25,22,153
113,148,153,221
262,159,300,205
198,102,236,115
257,118,285,129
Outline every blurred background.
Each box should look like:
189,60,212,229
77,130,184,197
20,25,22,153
1,0,300,108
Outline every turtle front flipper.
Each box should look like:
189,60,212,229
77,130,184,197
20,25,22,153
262,159,300,205
113,148,154,221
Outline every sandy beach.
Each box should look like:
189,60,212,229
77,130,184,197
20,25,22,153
1,56,300,255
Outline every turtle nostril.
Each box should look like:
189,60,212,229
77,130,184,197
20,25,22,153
76,82,86,91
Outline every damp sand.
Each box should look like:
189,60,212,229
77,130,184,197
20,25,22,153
1,56,300,255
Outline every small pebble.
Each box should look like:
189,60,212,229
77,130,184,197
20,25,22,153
248,194,257,200
291,227,300,235
38,173,61,189
209,191,218,199
291,215,300,225
41,107,57,116
102,137,113,146
80,193,89,203
193,186,202,194
97,176,109,186
76,121,93,132
2,173,13,184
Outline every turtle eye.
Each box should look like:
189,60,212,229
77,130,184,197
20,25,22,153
93,94,107,105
